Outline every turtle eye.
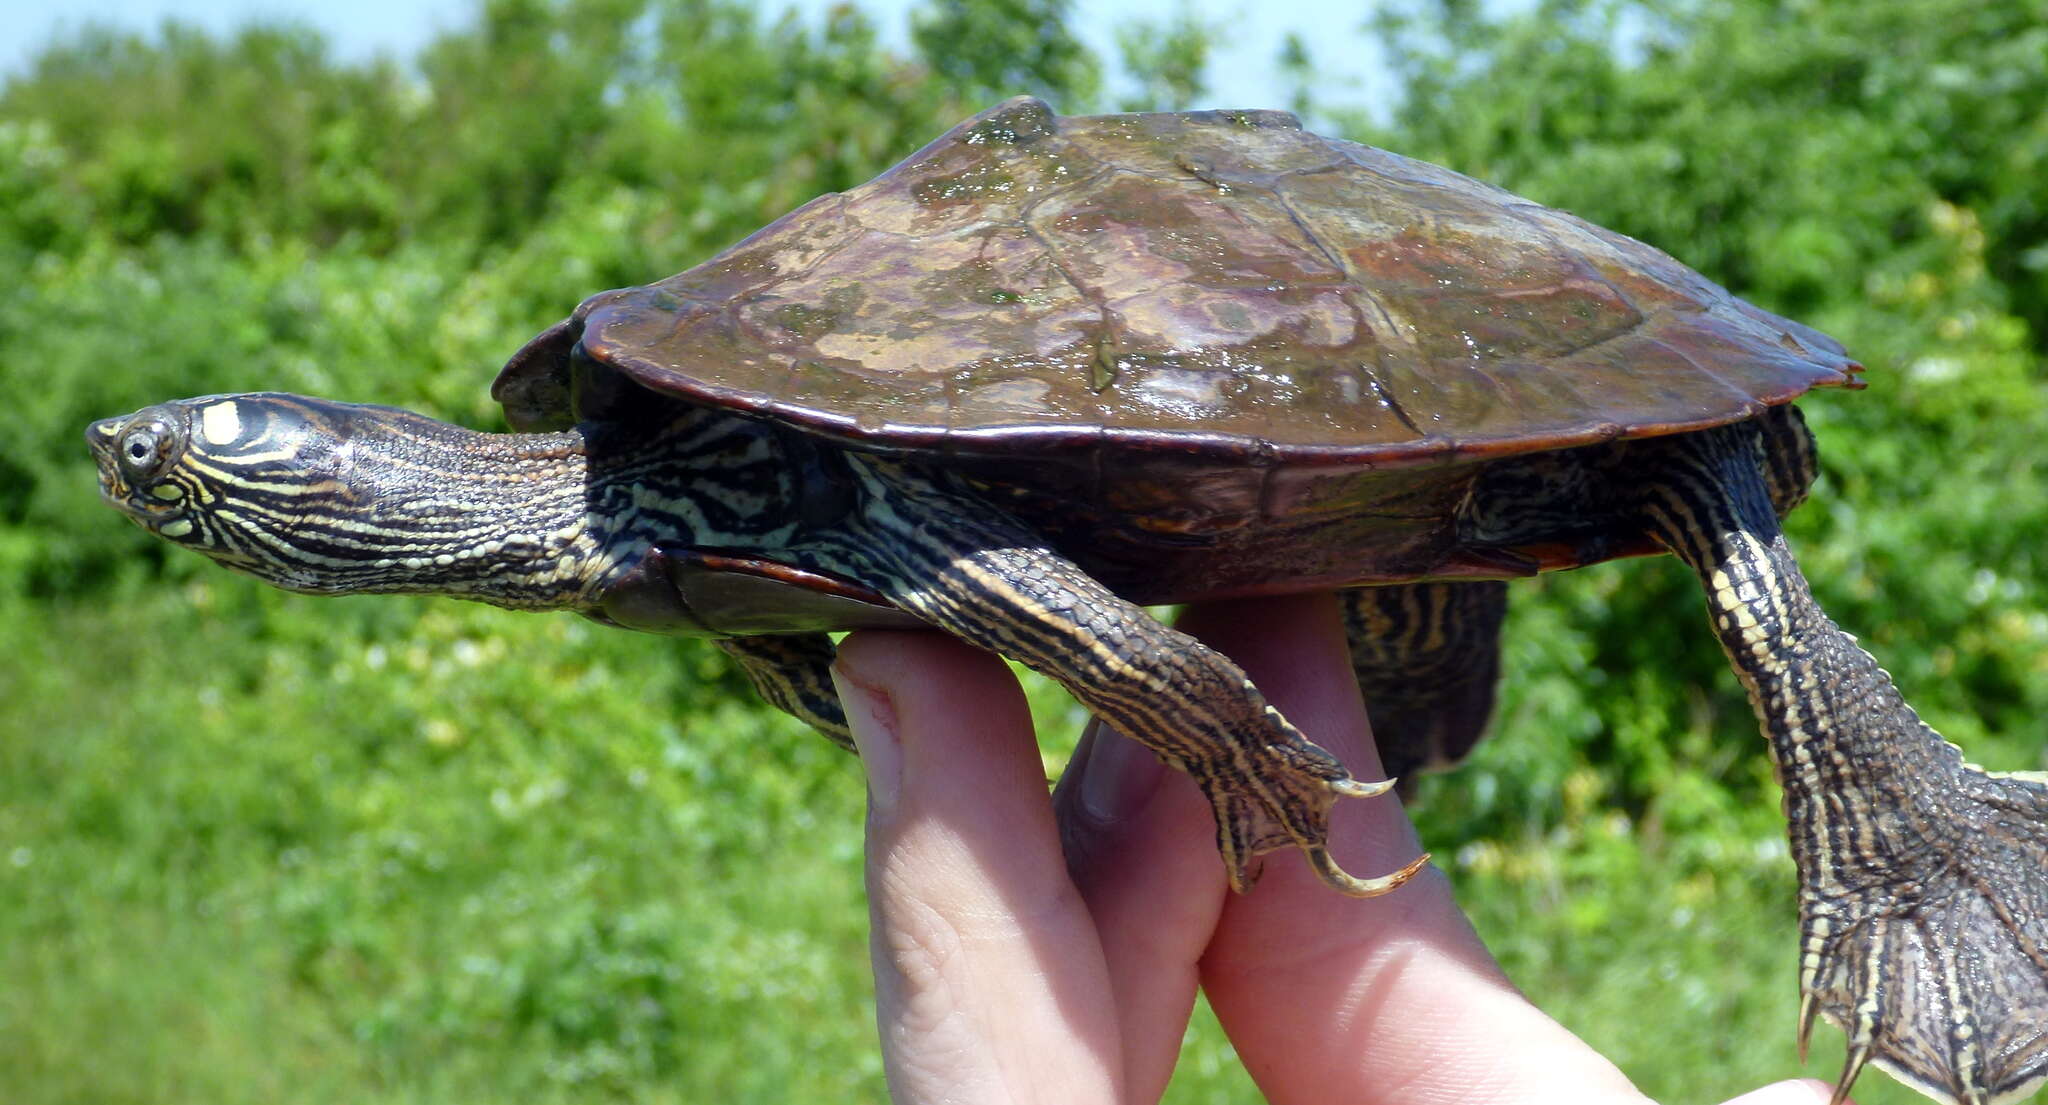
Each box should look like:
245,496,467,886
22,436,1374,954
118,421,175,484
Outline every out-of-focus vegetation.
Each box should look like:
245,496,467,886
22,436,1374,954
3,0,2044,1101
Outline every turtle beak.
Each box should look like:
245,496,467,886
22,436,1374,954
86,416,129,499
86,415,123,449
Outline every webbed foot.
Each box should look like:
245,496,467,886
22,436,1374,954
1795,766,2048,1105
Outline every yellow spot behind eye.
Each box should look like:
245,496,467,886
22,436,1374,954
159,519,194,538
151,484,184,501
200,402,243,446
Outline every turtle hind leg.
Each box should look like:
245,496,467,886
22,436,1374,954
1341,581,1507,784
1633,421,2048,1105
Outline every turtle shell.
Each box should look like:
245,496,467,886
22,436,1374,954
496,96,1857,452
492,98,1861,594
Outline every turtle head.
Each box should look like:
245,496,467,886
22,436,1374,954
87,393,392,590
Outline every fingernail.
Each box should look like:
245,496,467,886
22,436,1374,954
1077,723,1164,824
831,665,902,813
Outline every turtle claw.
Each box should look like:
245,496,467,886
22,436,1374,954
1309,846,1431,898
1798,990,1818,1064
1331,775,1401,799
1203,764,1422,897
1309,776,1428,896
1830,1043,1870,1105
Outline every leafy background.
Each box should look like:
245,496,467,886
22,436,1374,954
3,0,2046,1101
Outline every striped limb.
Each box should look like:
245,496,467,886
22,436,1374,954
808,460,1427,898
717,634,853,751
1342,581,1508,785
1635,423,2048,1105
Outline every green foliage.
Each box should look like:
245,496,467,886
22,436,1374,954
3,1,2043,1102
910,0,1101,108
1274,32,1315,121
1,586,881,1102
1,23,410,248
1113,2,1217,112
1361,0,2048,331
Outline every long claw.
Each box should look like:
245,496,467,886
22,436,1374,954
1831,1043,1870,1105
1797,991,1817,1064
1331,775,1400,799
1309,848,1430,898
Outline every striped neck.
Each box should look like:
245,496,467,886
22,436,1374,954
192,401,608,608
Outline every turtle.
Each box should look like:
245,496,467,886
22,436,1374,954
87,98,2047,1104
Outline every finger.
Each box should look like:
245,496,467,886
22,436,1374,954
1717,1081,1842,1105
1053,718,1230,1102
1184,594,1652,1105
833,630,1120,1105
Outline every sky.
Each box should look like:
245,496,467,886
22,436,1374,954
0,0,1401,114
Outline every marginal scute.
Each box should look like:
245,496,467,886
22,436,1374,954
493,98,1860,466
495,317,579,431
962,95,1058,147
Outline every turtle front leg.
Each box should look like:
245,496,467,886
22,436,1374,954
803,462,1426,898
717,634,854,750
1635,423,2048,1105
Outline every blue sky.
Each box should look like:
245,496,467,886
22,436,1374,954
1,0,1401,113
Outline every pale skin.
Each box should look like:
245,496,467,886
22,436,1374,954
829,591,1848,1105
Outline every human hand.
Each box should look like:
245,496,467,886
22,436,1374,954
829,591,1844,1105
